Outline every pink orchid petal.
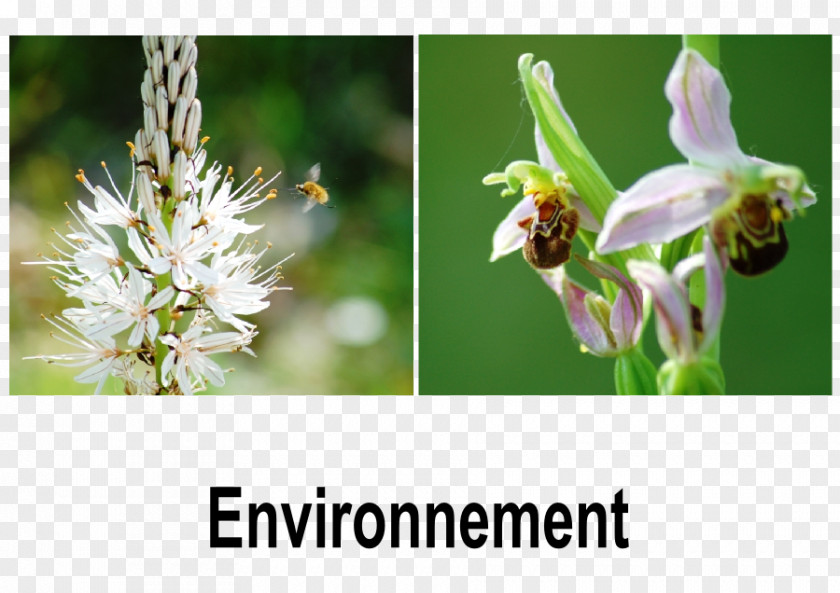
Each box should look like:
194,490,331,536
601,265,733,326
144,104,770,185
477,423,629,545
490,194,533,262
597,165,729,253
575,256,641,305
538,266,564,298
574,256,644,350
627,259,693,362
558,273,613,356
568,194,601,233
699,236,725,356
610,288,641,350
666,49,749,169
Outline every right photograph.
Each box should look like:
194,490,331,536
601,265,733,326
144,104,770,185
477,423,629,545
419,35,831,395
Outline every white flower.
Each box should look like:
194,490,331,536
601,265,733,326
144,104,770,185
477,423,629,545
146,200,224,289
85,266,174,346
202,249,293,332
160,323,256,395
24,315,123,395
112,358,160,395
75,166,141,229
197,162,281,236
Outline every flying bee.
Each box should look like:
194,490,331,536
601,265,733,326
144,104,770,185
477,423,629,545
293,163,332,213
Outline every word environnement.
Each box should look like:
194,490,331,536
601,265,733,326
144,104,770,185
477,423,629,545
210,487,629,549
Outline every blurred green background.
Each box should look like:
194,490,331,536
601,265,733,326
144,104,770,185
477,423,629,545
419,35,831,395
11,36,414,395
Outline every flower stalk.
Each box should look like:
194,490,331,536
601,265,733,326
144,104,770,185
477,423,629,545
25,36,292,395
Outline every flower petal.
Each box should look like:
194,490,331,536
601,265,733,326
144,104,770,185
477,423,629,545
666,49,749,169
567,194,601,233
627,259,693,362
532,61,578,175
597,165,729,253
698,236,725,356
558,273,614,356
610,288,641,351
575,257,644,350
490,195,533,262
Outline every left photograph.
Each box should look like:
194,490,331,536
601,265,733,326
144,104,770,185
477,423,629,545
11,36,414,395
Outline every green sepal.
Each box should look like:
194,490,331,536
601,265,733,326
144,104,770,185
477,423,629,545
614,348,658,396
657,358,725,395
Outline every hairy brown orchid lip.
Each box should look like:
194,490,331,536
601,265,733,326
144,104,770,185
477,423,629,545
516,191,580,270
710,194,791,277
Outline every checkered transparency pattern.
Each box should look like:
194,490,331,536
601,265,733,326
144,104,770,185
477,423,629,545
1,2,839,593
3,396,840,591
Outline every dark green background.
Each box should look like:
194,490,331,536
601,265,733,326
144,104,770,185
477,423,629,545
11,36,414,394
419,35,831,395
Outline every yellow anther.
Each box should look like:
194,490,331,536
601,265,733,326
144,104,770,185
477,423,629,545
266,241,273,248
126,141,136,156
101,161,107,168
201,136,210,144
254,166,262,177
258,177,264,184
227,165,234,177
770,205,784,224
579,344,589,354
75,172,86,183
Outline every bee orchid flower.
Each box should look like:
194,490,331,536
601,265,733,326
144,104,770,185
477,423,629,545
627,236,726,395
596,48,816,276
540,257,658,395
541,256,642,358
485,60,601,271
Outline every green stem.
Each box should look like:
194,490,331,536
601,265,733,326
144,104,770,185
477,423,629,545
154,271,173,393
153,194,176,394
660,229,699,273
